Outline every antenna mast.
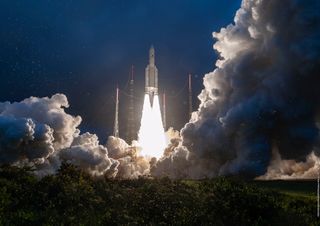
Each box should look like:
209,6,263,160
113,86,119,137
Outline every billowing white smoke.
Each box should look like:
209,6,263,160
2,0,320,180
0,115,54,165
152,0,320,179
258,151,320,180
0,94,81,151
0,94,150,178
107,136,150,179
59,133,119,177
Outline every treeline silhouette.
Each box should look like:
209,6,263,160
0,163,317,225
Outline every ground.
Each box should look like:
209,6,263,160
0,164,318,226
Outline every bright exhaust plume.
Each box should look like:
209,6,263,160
138,94,166,158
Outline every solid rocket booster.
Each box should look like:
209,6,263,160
145,46,158,103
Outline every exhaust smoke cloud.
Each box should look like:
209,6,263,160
153,0,320,179
1,0,320,180
0,94,152,178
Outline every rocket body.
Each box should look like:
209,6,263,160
145,46,158,104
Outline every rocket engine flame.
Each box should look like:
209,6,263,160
138,94,167,159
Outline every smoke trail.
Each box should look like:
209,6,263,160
153,0,320,179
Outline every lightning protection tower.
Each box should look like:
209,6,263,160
127,65,135,142
113,86,119,138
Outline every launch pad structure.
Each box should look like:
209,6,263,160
112,46,194,143
126,65,135,142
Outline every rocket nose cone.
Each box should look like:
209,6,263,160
149,45,155,55
149,46,155,65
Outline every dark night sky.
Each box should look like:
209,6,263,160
0,0,241,142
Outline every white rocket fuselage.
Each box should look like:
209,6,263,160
145,46,158,104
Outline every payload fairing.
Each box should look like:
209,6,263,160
145,46,158,105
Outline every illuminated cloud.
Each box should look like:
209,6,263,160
0,94,139,177
1,0,320,180
153,0,320,179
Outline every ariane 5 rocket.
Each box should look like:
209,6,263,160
145,46,158,105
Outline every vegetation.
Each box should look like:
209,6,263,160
252,180,316,198
0,163,318,226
